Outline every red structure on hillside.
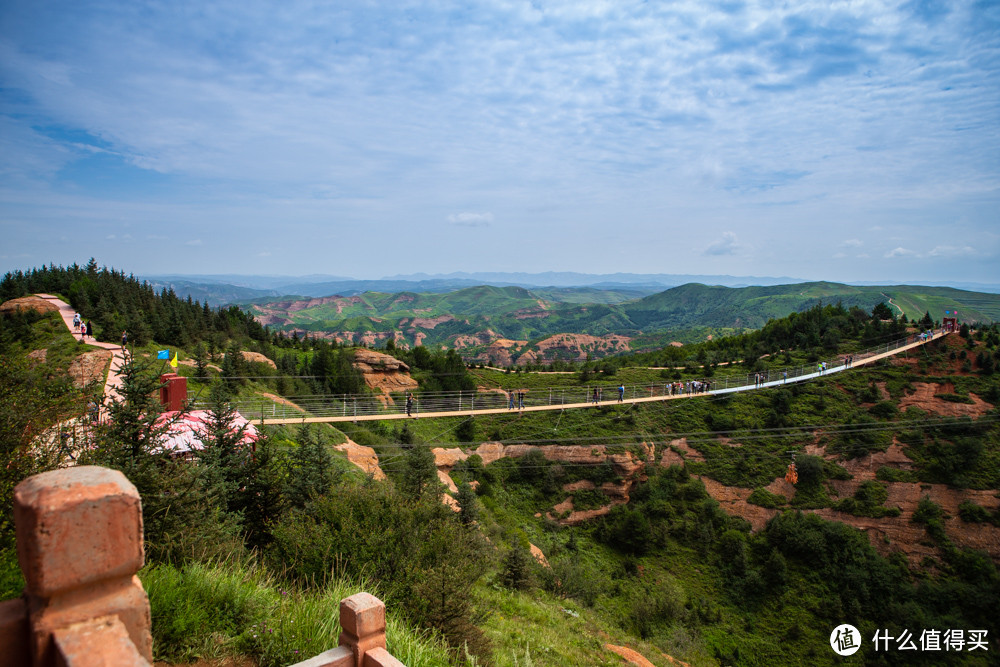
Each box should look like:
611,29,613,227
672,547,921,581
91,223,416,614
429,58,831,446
159,373,187,412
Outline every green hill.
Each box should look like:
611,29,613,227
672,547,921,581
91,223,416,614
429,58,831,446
250,282,1000,359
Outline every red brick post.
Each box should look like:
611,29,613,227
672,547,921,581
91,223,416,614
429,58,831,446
338,592,387,666
12,466,152,666
159,373,186,412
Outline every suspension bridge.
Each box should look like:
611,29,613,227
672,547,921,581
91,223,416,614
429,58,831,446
196,329,950,425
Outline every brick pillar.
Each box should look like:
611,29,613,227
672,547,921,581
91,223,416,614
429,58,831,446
338,593,387,667
159,373,186,412
13,466,152,666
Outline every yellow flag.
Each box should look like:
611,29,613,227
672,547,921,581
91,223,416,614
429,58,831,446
170,352,178,369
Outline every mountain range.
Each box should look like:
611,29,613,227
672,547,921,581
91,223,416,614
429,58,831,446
244,281,1000,365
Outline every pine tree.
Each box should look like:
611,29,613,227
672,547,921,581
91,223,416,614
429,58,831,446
196,383,249,517
499,543,533,591
456,482,478,526
400,445,439,500
286,424,337,508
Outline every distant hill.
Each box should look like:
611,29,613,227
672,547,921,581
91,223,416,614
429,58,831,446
246,281,1000,364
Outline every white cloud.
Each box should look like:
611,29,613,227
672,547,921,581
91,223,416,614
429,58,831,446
0,1,996,281
257,251,272,257
704,231,740,256
447,212,493,227
927,245,975,258
185,239,203,247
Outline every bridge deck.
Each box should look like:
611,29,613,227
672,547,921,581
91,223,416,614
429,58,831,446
259,331,945,424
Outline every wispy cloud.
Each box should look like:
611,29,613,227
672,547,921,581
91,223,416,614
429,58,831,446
705,232,740,256
447,212,493,227
0,1,995,281
927,245,976,258
185,239,202,247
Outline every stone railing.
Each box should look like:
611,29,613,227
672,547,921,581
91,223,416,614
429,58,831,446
0,466,404,667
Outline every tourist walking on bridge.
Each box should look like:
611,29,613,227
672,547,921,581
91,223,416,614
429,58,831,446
618,384,625,402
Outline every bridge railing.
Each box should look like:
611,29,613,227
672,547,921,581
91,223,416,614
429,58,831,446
189,329,945,422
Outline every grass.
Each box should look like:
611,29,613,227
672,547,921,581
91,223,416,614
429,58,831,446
142,557,452,667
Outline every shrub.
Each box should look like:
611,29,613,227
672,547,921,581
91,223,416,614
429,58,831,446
747,488,786,509
876,466,919,483
833,481,900,518
958,500,996,525
869,400,899,419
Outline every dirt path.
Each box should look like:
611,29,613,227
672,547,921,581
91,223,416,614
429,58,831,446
35,294,126,419
881,292,905,318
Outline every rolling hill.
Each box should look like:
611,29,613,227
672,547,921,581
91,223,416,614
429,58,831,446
247,282,1000,364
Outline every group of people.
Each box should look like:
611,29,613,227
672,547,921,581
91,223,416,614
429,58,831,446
507,389,527,410
72,313,93,340
752,372,769,388
589,384,627,403
665,380,710,396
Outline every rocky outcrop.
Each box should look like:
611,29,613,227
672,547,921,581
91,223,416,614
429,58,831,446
334,439,386,480
352,349,418,397
0,296,60,315
240,351,277,369
531,333,632,362
896,382,993,417
529,543,550,568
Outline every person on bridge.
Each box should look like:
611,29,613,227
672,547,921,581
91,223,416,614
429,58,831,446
406,392,414,417
618,384,625,402
508,390,515,410
518,389,526,410
592,387,599,404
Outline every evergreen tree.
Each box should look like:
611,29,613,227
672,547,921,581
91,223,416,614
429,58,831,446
286,424,337,509
196,383,249,517
456,482,478,526
232,436,287,550
80,352,239,561
400,445,439,500
499,543,534,591
193,342,210,379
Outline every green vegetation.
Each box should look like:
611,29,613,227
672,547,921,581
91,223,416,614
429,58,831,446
747,488,787,508
833,481,901,518
143,558,452,666
244,280,1000,363
3,262,1000,666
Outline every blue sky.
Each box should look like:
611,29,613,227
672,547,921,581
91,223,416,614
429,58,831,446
1,0,998,285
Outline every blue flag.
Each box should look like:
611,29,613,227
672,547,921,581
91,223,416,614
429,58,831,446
157,350,170,360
